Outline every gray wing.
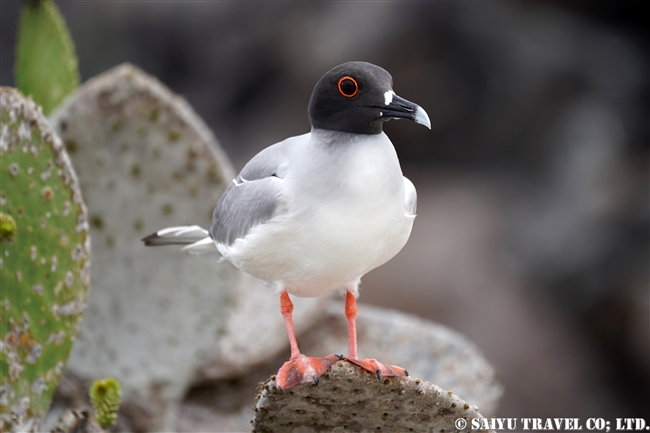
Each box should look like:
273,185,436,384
210,135,303,245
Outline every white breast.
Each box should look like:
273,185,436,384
219,130,415,297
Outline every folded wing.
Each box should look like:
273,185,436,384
210,136,300,246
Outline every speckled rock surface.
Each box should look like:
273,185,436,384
252,360,493,433
0,88,90,432
47,64,327,430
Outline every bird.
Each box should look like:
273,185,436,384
143,61,430,390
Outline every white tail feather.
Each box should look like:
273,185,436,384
181,237,218,255
157,225,209,238
142,225,215,252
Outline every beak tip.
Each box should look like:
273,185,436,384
414,106,431,130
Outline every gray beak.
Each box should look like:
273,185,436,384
383,93,431,129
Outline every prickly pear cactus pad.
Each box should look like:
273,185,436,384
289,303,503,417
252,361,494,433
15,0,79,115
49,64,329,431
0,88,90,432
177,302,501,432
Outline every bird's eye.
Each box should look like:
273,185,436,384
338,76,358,98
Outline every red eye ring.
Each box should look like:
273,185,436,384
338,76,359,98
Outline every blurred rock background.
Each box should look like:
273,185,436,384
2,0,647,422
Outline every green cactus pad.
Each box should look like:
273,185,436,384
0,88,90,432
15,0,79,115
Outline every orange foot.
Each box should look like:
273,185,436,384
344,356,409,380
276,354,339,390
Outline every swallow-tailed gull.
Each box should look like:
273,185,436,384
143,61,430,390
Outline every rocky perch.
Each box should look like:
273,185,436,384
252,360,493,433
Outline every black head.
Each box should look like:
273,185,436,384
308,61,430,135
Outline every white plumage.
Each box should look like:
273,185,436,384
216,129,416,297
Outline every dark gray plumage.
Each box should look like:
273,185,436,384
308,61,427,135
308,61,393,134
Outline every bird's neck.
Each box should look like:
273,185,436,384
309,128,385,149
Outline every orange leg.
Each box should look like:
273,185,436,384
276,291,337,390
345,291,359,358
344,291,409,379
281,291,300,359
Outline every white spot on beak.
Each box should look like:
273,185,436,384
384,90,395,106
